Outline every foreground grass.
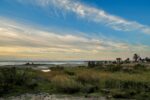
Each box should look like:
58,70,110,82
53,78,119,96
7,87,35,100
0,64,150,99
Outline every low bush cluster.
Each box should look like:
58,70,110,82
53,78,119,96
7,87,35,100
51,75,81,93
76,70,100,84
0,67,37,96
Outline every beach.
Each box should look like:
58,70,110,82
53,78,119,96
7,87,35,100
0,93,107,100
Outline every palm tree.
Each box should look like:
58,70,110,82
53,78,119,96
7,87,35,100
116,58,122,64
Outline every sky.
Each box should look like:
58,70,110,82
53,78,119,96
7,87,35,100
0,0,150,61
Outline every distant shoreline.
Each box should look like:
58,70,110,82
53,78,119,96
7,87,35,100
0,61,87,66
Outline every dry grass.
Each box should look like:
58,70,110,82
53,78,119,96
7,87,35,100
51,75,81,93
76,69,100,84
35,65,150,99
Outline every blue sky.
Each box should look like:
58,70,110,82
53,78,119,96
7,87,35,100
0,0,150,60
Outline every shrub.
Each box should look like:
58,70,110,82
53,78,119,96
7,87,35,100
76,70,100,84
51,75,81,94
81,84,98,93
0,67,37,96
136,92,150,100
105,64,122,72
104,78,150,92
112,91,129,99
133,64,147,70
50,66,64,71
104,79,121,89
64,69,75,76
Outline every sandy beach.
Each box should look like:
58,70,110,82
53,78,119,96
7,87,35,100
0,94,106,100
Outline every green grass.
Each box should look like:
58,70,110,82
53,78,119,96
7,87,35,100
0,64,150,99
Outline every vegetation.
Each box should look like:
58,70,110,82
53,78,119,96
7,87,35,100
0,67,38,96
0,63,150,99
41,65,150,99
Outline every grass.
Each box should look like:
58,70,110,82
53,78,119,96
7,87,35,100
51,75,81,93
0,64,150,99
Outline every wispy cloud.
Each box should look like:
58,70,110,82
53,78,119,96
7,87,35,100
17,0,150,34
0,17,149,60
0,17,126,50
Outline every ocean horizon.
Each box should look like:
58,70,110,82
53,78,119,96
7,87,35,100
0,61,87,66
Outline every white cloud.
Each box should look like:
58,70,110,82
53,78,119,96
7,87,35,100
0,17,150,60
17,0,150,34
0,17,117,50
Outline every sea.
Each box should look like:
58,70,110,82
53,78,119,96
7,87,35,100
0,61,86,66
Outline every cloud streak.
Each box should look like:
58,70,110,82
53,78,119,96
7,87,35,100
0,17,126,50
17,0,150,34
0,17,150,60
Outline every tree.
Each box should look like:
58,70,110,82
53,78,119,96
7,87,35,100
133,53,139,62
116,58,122,64
125,58,130,63
145,57,150,62
88,61,96,67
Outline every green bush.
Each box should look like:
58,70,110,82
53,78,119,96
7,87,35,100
104,78,150,92
0,67,37,96
76,70,100,84
64,69,75,76
112,91,130,99
105,65,122,72
133,64,147,70
136,92,150,100
81,84,98,93
51,75,81,94
50,66,64,71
